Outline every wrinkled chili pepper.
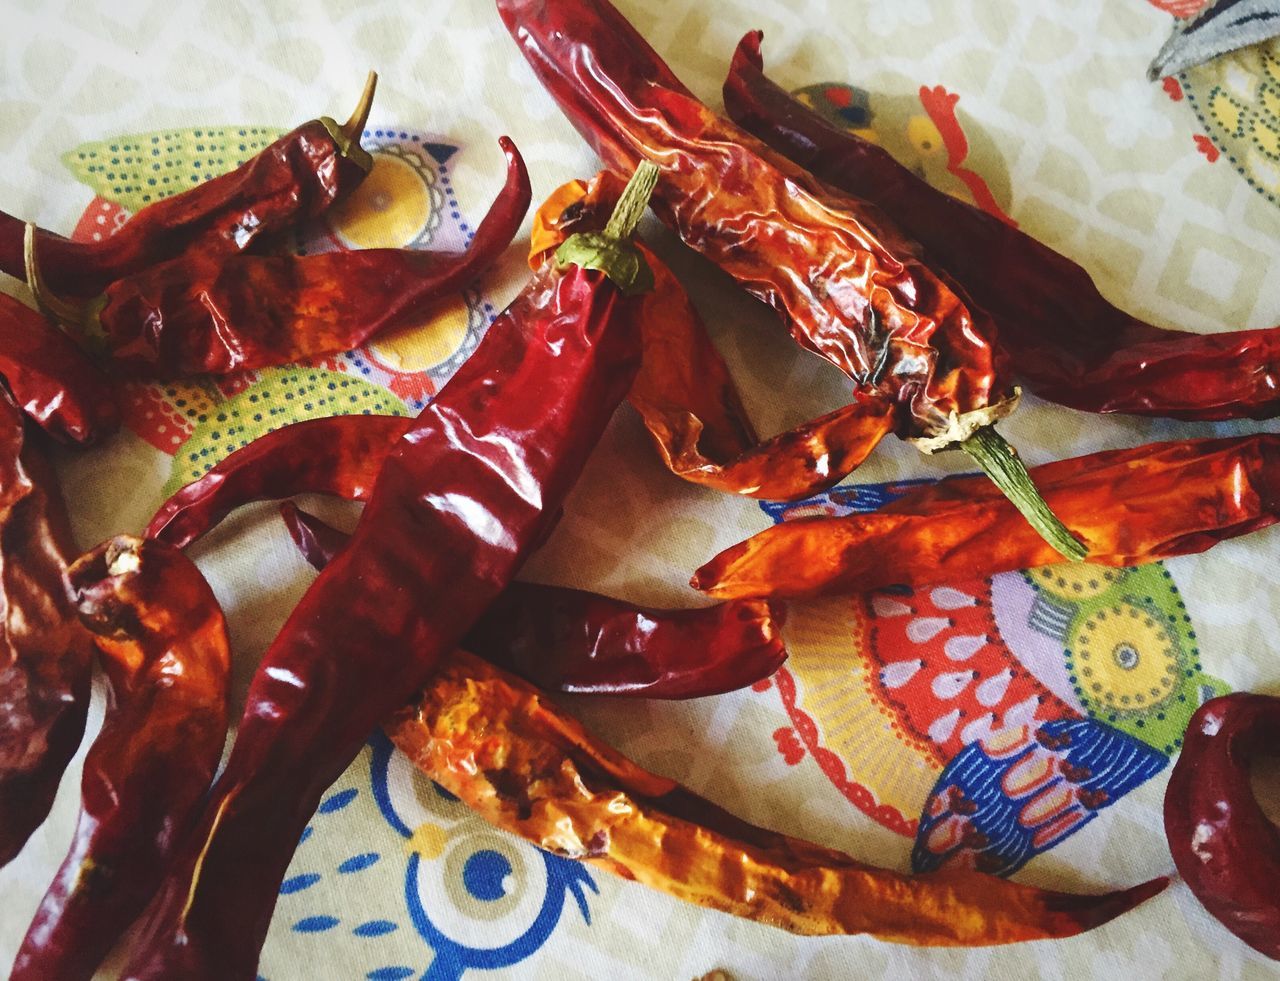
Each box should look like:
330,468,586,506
723,34,1280,421
146,413,410,548
0,390,94,868
498,0,1084,558
62,139,531,378
532,173,894,500
11,536,230,981
693,433,1280,599
1164,693,1280,960
4,73,377,298
120,163,661,979
388,650,1166,945
281,501,786,698
0,286,118,445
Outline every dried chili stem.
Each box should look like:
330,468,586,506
23,224,86,328
556,160,658,294
961,425,1087,561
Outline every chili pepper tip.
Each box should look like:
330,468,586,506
23,224,87,329
960,425,1088,562
555,161,658,295
341,70,378,143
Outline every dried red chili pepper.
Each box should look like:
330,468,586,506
120,162,660,979
11,536,230,981
281,501,786,698
532,174,894,500
4,73,377,298
693,433,1280,599
0,391,94,868
0,286,118,445
389,650,1166,945
1164,693,1280,960
723,34,1280,421
498,0,1083,558
65,138,530,378
146,413,410,548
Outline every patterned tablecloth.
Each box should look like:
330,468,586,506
2,0,1279,978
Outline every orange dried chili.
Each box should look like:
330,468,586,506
12,536,230,981
531,174,894,501
3,73,377,298
694,433,1280,599
388,650,1166,946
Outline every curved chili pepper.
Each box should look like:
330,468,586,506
80,138,531,378
11,536,230,981
723,34,1280,421
1164,693,1280,960
146,413,410,548
280,501,786,699
498,0,1083,558
3,73,377,298
693,433,1280,599
0,288,118,445
119,164,660,980
0,391,94,868
532,173,895,500
388,650,1166,945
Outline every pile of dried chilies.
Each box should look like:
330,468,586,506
0,0,1278,972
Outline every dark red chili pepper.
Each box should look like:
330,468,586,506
4,73,377,298
1164,693,1280,960
146,413,410,548
119,162,660,980
723,34,1280,421
693,433,1280,599
0,288,118,445
11,536,230,981
280,501,786,698
0,391,94,867
531,173,895,500
498,0,1083,558
75,138,530,378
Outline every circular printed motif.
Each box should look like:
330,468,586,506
368,292,485,379
1070,601,1181,712
327,146,446,248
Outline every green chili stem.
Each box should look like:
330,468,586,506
604,160,659,240
961,426,1088,562
556,161,660,294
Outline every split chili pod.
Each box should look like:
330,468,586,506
1164,693,1280,960
723,33,1280,422
5,72,378,298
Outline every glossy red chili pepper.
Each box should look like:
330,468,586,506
0,289,118,445
119,163,660,980
146,413,410,548
84,138,531,378
498,0,1084,559
723,34,1280,421
693,433,1280,599
4,74,377,298
531,174,895,500
281,501,787,698
0,391,94,868
1164,693,1280,960
11,536,230,981
390,651,1167,945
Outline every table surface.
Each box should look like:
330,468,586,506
2,0,1279,978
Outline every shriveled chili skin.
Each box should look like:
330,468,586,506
389,651,1166,945
120,198,649,980
97,139,531,378
281,502,787,699
1164,694,1280,959
499,0,1007,444
0,292,119,445
0,392,94,868
694,434,1280,599
146,413,411,548
532,174,895,499
1,117,370,298
11,536,230,981
723,33,1280,421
